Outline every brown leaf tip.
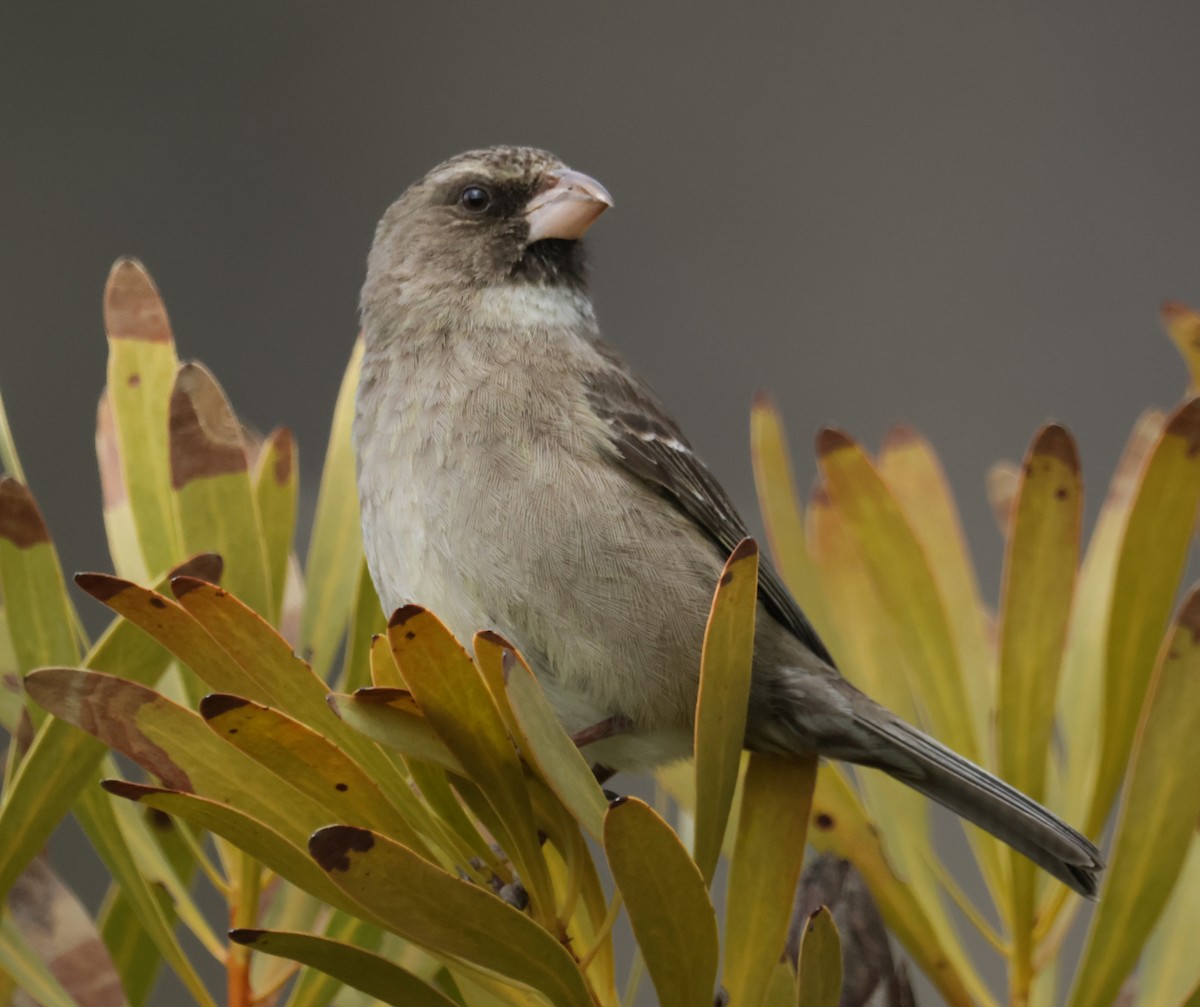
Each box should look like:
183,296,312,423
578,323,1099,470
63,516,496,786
475,629,513,649
607,795,627,810
815,427,854,457
1032,424,1080,472
389,604,426,628
74,572,132,602
169,363,248,489
881,424,921,452
751,388,777,412
1168,397,1200,458
1161,300,1198,324
101,779,169,801
309,825,375,873
352,686,413,704
728,537,758,565
198,694,252,721
171,553,224,585
0,478,51,548
104,258,172,343
228,929,265,946
1176,588,1200,644
169,575,209,599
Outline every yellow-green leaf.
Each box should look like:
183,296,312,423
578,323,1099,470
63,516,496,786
1088,397,1200,836
1069,588,1200,1007
308,825,592,1007
341,558,385,693
102,258,183,578
301,338,365,678
604,796,718,1007
101,780,359,918
1057,409,1165,833
0,478,80,676
795,906,841,1007
96,391,149,583
495,636,608,842
198,693,433,858
879,425,992,744
750,393,828,628
723,752,817,1007
693,538,758,886
1135,829,1200,1007
387,606,555,925
252,426,298,623
808,767,979,1007
169,363,273,620
995,425,1082,976
24,668,329,848
331,688,461,773
230,928,458,1007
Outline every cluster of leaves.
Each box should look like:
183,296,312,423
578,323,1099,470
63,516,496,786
0,261,839,1007
0,259,1197,1007
743,302,1200,1007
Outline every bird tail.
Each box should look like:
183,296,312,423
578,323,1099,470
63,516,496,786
848,703,1103,897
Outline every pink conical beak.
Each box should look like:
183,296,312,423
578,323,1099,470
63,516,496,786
524,169,613,243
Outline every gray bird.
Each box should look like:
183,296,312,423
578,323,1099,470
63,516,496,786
354,146,1102,896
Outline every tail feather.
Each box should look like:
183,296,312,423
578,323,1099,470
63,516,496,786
856,710,1103,898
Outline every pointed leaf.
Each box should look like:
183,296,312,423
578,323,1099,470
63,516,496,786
253,427,298,622
723,753,817,1007
795,906,842,1007
693,539,758,886
880,426,992,740
231,928,458,1007
102,258,182,577
301,338,365,678
497,637,608,842
169,363,273,620
308,825,592,1007
199,693,432,857
1069,588,1200,1007
750,393,828,627
341,559,385,693
604,796,718,1007
387,606,555,924
0,478,80,674
1089,397,1200,835
24,668,331,847
995,426,1082,974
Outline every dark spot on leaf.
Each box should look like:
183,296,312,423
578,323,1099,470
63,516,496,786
1035,424,1079,471
271,429,294,485
720,571,733,586
149,597,166,609
405,631,415,640
1169,398,1200,458
1056,487,1069,500
335,782,348,792
101,779,170,801
127,373,141,387
309,826,375,872
814,813,834,830
228,929,265,946
168,364,249,488
815,427,854,457
171,553,224,584
728,538,758,563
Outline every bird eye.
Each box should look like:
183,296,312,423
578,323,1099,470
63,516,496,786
459,185,492,213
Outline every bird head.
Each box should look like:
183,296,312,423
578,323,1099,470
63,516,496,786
362,146,612,332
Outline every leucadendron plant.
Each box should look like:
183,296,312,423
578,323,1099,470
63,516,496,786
0,259,1196,1007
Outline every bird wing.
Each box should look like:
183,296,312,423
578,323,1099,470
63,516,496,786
583,340,836,669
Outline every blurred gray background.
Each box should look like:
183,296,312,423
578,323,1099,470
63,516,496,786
2,2,1198,1003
